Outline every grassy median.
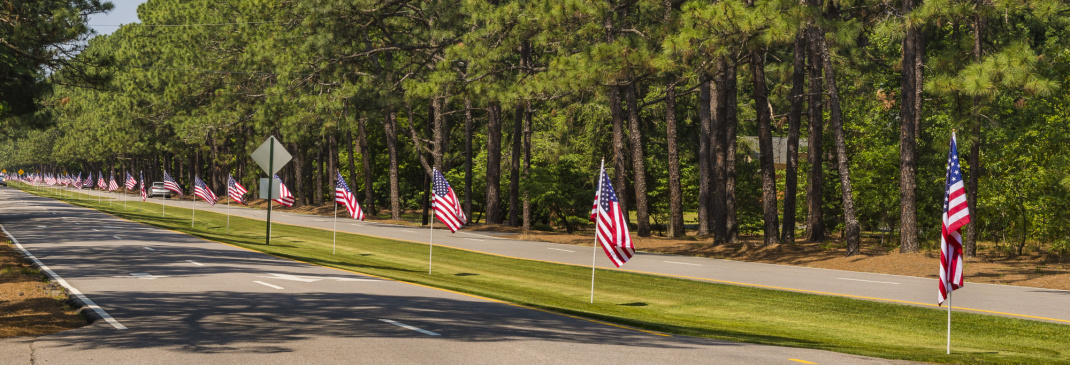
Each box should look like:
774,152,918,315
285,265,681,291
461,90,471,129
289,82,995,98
13,184,1070,364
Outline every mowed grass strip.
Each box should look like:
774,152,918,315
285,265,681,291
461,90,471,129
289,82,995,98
17,185,1070,364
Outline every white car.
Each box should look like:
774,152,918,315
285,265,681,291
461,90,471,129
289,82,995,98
148,182,172,198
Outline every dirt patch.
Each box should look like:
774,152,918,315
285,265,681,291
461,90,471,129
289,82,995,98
0,237,86,338
516,231,1070,291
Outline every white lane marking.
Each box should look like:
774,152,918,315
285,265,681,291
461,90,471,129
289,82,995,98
664,261,702,267
186,260,204,266
2,224,127,330
463,238,485,242
37,225,47,228
51,212,57,215
92,229,99,232
113,235,122,240
547,248,575,253
400,229,416,233
254,281,284,290
143,247,155,251
127,273,168,279
260,273,377,283
379,319,440,336
838,278,900,285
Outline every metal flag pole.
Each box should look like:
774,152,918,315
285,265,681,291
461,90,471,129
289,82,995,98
947,281,952,354
191,194,196,228
161,191,166,217
429,208,435,275
333,198,338,255
124,183,128,210
226,195,231,234
591,158,605,304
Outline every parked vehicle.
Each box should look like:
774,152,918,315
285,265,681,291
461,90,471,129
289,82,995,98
148,182,172,198
0,176,7,187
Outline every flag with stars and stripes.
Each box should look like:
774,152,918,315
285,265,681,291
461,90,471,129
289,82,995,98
939,133,971,306
139,172,147,201
98,173,106,190
72,173,83,189
593,163,634,267
108,175,119,192
83,173,94,189
193,176,218,206
335,172,365,220
273,174,295,207
162,171,183,196
227,175,247,204
431,168,465,232
125,173,137,190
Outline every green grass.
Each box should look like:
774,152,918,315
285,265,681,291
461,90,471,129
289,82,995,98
14,183,1070,364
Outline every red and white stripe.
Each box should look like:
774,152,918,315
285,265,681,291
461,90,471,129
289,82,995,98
228,175,247,204
273,175,295,207
939,133,970,305
593,165,634,267
431,169,465,233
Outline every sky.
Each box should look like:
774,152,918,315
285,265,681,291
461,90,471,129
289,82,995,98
87,0,148,36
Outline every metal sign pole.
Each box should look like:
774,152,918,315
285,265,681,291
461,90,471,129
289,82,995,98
265,140,273,246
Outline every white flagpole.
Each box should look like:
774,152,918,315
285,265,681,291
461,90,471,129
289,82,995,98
591,158,605,304
191,194,196,228
161,192,166,217
947,283,952,354
429,208,435,275
124,185,127,210
226,196,231,233
333,200,338,255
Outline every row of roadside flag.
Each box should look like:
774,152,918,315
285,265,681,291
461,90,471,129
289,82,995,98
13,134,966,308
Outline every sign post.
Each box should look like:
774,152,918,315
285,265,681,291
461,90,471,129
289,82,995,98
251,136,291,246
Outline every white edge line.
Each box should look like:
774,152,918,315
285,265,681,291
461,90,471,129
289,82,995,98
186,260,204,266
254,281,284,290
547,248,575,253
113,235,122,240
838,277,900,285
143,247,155,251
664,261,702,266
1,223,127,330
379,319,441,336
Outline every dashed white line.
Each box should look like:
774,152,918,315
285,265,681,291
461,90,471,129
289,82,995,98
379,319,441,336
113,235,122,240
400,229,416,233
463,238,485,242
254,281,284,290
838,278,900,285
143,247,155,251
547,248,575,253
664,261,702,266
186,260,204,266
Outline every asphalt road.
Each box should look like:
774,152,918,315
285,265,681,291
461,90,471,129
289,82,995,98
63,185,1070,325
0,186,911,364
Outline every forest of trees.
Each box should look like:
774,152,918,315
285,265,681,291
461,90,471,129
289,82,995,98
3,0,1070,257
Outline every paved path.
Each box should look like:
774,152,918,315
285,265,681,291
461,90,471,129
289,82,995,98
0,186,911,364
57,185,1070,325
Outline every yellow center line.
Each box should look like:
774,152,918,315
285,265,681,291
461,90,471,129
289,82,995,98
53,191,1070,327
789,358,817,364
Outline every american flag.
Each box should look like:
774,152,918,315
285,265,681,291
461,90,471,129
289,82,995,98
593,163,634,267
431,168,465,233
108,176,119,192
227,175,247,204
98,173,106,190
193,176,218,206
273,174,295,207
73,173,82,189
83,173,94,189
334,172,364,220
939,133,971,306
125,173,137,190
139,172,147,201
162,171,183,196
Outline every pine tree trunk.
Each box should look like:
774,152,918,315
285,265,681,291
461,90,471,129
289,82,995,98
725,61,739,242
347,129,358,209
314,145,324,206
522,103,532,231
665,82,685,238
293,143,304,207
753,50,780,246
486,102,503,224
899,0,921,253
464,98,474,223
508,105,522,227
432,97,445,170
815,29,861,255
626,83,651,237
328,134,336,202
384,110,402,220
697,74,712,236
610,85,630,222
965,13,982,257
359,116,374,215
806,21,826,242
783,29,806,244
712,61,729,244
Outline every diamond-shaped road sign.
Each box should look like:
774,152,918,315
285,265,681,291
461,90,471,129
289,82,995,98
251,136,292,175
